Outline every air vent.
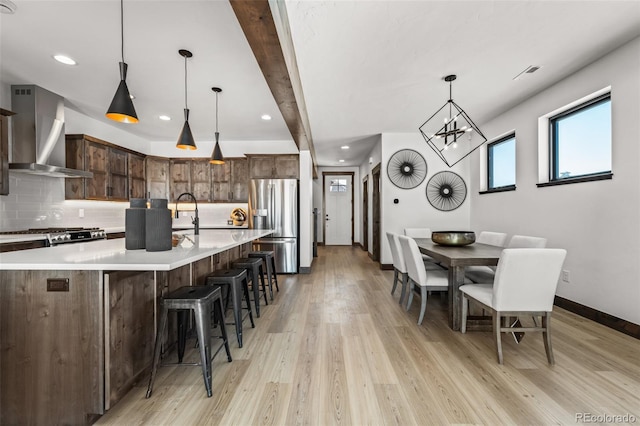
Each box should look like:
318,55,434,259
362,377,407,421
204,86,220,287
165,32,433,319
513,65,541,81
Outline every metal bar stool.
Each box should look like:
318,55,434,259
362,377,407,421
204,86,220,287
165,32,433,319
233,257,268,317
248,250,279,300
146,285,231,398
206,269,255,348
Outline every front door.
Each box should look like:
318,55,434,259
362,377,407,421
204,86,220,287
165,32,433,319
324,173,353,245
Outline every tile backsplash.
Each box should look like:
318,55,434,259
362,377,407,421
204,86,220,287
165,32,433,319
0,173,248,231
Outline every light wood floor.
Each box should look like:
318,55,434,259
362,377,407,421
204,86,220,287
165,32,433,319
97,245,640,425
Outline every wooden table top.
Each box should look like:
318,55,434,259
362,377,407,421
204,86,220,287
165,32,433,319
414,238,504,267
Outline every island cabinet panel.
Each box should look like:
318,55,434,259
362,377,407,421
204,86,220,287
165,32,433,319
193,256,213,286
128,152,146,199
191,159,212,202
0,269,103,425
170,160,191,201
146,157,170,200
213,250,229,271
104,271,155,410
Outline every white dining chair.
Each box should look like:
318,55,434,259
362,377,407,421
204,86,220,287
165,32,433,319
387,231,441,305
404,228,440,265
460,248,567,364
397,235,449,325
465,234,547,283
463,231,508,281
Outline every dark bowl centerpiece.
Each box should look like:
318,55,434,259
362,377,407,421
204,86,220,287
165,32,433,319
432,231,476,246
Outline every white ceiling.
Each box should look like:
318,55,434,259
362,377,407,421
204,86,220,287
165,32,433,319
2,1,640,167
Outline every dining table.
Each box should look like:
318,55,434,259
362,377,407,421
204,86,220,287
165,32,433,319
414,238,504,331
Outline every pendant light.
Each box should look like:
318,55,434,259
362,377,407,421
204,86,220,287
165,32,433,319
106,0,138,123
176,49,196,150
418,74,487,167
209,87,225,164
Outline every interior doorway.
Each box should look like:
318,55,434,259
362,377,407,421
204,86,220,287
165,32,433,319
362,175,369,251
323,172,354,246
371,164,381,262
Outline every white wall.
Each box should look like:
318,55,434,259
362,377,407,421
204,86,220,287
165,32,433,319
312,166,361,244
299,150,313,271
469,36,640,325
380,133,471,265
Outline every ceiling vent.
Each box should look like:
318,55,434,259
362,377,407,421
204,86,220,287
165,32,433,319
513,65,541,81
0,0,17,14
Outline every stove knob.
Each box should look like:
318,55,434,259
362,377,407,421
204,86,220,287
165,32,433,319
51,235,60,242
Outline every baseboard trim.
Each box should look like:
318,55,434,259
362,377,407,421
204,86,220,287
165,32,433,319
554,296,639,340
299,266,312,274
380,263,393,271
317,242,325,247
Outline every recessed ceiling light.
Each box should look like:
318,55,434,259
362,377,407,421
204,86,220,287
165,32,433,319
341,145,349,150
53,55,76,65
159,115,171,121
261,114,272,121
339,159,345,163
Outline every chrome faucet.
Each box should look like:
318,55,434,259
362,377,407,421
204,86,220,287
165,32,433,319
174,192,199,235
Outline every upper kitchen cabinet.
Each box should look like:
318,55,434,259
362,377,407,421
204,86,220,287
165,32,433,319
190,159,212,202
248,154,299,179
212,158,249,202
65,135,139,201
169,159,191,202
128,153,146,199
0,109,15,196
146,156,170,200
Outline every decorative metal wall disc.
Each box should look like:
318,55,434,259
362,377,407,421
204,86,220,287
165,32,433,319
426,171,467,211
387,149,427,189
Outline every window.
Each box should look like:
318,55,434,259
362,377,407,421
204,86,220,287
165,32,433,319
487,134,516,191
329,179,348,192
549,94,611,182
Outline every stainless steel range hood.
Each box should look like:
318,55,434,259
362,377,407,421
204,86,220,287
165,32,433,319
8,85,92,178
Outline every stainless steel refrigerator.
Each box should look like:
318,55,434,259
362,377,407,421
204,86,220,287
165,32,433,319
248,179,299,273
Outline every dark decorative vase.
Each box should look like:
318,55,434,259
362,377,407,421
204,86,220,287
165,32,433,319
145,199,172,252
125,198,147,250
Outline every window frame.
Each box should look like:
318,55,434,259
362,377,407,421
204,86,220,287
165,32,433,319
484,133,516,193
542,92,612,187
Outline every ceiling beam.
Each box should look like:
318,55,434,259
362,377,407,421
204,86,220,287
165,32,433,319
230,0,318,177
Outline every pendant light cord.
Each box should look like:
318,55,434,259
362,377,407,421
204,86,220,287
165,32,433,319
120,0,124,63
184,56,188,109
215,91,219,132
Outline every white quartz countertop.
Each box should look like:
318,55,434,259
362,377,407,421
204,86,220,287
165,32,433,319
0,229,272,271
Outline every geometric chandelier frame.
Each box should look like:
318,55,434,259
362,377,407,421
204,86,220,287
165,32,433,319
419,75,487,167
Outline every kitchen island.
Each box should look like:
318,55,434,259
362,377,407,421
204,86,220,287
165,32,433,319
0,229,272,425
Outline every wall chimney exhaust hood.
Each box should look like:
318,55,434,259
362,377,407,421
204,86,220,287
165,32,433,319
8,85,92,178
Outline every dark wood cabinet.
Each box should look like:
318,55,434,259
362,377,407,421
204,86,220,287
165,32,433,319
108,147,129,200
169,159,190,201
248,154,299,179
191,159,212,202
85,140,108,199
212,158,249,202
145,156,170,200
65,135,142,201
128,153,146,199
0,109,15,196
230,158,249,201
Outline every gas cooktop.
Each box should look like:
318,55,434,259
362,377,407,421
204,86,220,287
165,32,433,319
0,227,107,245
